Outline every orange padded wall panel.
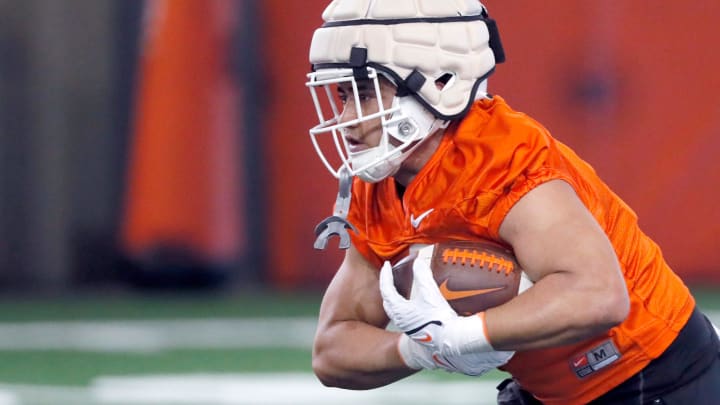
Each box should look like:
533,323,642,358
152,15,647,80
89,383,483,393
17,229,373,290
121,0,245,264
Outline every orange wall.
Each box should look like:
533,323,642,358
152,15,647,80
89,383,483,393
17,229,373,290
487,2,720,282
262,1,720,288
122,0,244,264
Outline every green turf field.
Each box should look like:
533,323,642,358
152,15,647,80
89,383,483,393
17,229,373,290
0,287,716,404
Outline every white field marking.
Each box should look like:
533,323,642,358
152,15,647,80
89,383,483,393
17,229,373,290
0,374,500,405
0,310,716,352
0,318,316,352
0,391,18,405
0,384,92,405
90,373,500,405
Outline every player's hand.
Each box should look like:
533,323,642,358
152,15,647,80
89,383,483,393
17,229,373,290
379,256,492,356
397,333,505,376
379,257,515,372
396,333,441,371
437,349,517,376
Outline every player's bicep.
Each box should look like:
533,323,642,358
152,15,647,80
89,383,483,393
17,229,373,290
316,244,389,330
498,179,622,287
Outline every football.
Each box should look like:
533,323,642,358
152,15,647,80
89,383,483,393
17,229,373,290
392,240,532,315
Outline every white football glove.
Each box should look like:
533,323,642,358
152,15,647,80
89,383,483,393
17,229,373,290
397,333,505,375
379,250,515,376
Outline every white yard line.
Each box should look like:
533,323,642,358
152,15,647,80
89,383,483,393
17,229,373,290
0,374,500,405
0,391,19,405
0,384,92,405
0,318,316,351
92,373,499,405
0,310,717,352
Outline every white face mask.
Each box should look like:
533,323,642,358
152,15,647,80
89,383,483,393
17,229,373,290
306,67,448,183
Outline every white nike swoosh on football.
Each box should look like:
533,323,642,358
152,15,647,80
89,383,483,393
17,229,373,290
410,208,434,228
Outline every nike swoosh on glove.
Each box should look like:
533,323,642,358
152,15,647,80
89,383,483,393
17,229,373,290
379,250,515,376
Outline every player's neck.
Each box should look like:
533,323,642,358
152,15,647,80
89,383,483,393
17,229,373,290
393,130,444,187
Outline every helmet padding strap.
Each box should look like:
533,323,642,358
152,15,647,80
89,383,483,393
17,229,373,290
396,70,426,97
486,18,505,64
350,47,369,81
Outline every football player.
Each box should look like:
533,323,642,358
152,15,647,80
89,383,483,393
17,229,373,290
306,1,720,403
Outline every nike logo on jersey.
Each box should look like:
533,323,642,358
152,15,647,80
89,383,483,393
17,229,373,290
572,356,588,368
438,280,505,300
410,208,434,229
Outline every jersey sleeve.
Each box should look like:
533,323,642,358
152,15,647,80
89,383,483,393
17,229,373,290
483,117,582,239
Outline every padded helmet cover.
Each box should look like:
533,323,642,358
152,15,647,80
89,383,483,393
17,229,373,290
309,0,504,119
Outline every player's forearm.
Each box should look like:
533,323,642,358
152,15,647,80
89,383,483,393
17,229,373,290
312,320,416,389
485,271,629,351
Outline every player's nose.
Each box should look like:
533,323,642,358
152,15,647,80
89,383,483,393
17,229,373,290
338,100,360,127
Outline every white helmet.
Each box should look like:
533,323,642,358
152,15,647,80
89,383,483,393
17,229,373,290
306,0,505,182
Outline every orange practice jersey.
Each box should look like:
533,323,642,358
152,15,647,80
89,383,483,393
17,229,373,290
346,96,695,404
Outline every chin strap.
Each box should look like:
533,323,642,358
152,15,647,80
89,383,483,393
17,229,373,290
314,167,357,250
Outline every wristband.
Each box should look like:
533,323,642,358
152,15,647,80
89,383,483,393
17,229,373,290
453,312,494,354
